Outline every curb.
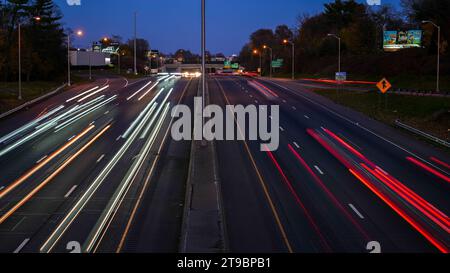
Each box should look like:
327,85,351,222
0,84,67,120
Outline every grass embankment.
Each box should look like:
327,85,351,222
273,72,450,92
0,81,63,114
313,89,449,145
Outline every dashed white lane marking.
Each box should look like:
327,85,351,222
116,135,122,141
282,99,287,103
314,165,324,175
67,135,76,141
0,186,4,191
13,238,30,253
280,127,285,132
104,111,110,115
255,100,259,104
292,106,297,110
349,204,365,219
64,185,78,198
262,80,449,176
97,154,105,163
11,217,26,231
293,142,300,149
304,115,310,119
36,155,48,164
339,133,362,150
249,95,253,98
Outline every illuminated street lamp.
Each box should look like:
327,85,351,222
67,29,84,86
422,20,441,93
253,49,262,77
283,39,295,80
327,33,341,73
263,45,273,78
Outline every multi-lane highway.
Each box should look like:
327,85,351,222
0,74,193,253
0,74,448,253
211,76,449,253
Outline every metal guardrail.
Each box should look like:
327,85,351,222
395,119,450,148
0,84,66,120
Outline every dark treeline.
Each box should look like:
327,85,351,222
239,0,450,78
0,0,66,82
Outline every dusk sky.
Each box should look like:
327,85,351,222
56,0,401,55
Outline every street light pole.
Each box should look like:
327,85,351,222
327,34,341,73
89,44,92,80
423,20,440,93
283,39,295,80
134,12,137,75
118,52,121,75
201,0,206,108
263,45,273,78
18,22,22,100
67,34,71,86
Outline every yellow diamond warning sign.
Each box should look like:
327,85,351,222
377,78,392,94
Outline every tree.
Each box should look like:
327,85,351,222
127,38,150,60
401,0,449,55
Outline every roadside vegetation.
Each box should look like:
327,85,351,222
0,81,62,113
239,0,450,92
313,88,450,144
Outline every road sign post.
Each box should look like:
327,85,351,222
376,78,392,111
376,78,392,94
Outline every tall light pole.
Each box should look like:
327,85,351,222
18,22,21,100
283,39,295,80
327,34,341,73
67,30,84,86
89,42,93,80
134,12,137,75
263,45,273,78
422,20,440,93
253,49,262,77
201,0,206,108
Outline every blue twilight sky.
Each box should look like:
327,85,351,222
56,0,401,55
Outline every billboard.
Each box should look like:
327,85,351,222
383,30,422,52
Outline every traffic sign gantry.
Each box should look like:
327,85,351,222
377,78,392,94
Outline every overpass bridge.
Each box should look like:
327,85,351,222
162,63,225,73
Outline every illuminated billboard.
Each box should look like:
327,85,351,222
383,30,422,52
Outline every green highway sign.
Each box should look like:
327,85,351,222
231,63,239,69
224,60,231,69
272,59,283,68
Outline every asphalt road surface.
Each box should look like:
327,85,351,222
0,74,448,253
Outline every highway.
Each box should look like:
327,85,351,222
0,74,192,253
0,74,448,253
210,76,449,253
